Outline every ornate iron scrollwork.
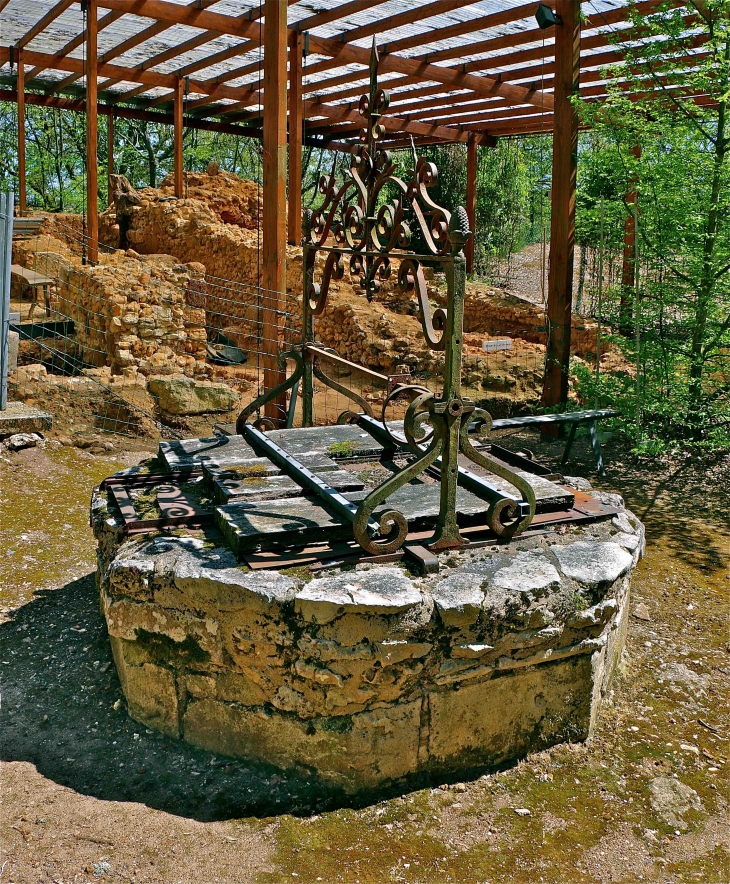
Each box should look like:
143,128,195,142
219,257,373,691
239,40,536,552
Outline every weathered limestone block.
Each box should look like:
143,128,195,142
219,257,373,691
182,696,423,791
432,573,485,627
427,655,593,769
147,376,241,415
123,662,179,739
294,568,425,623
93,466,642,794
550,541,633,587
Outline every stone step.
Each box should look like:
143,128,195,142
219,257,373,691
217,496,352,554
455,454,574,511
202,451,340,480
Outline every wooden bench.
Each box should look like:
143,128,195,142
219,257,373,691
10,264,54,319
12,217,44,240
490,409,621,476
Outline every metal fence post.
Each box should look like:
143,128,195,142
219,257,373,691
0,192,14,411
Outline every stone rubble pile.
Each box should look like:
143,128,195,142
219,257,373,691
13,234,209,380
11,167,603,419
98,169,565,395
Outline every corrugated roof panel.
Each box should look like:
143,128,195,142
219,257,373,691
0,0,703,138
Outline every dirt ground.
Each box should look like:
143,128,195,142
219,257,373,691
1,429,728,884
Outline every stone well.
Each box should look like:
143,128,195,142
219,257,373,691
92,479,643,793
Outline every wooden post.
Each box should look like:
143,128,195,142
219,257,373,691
287,29,304,246
107,112,114,206
86,0,98,263
541,0,580,408
17,49,26,215
173,77,184,198
465,134,477,274
262,0,287,423
620,143,641,336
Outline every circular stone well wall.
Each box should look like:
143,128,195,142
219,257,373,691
92,484,643,793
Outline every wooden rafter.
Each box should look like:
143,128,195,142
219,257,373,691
25,8,125,83
49,0,220,96
15,0,76,50
296,0,678,102
79,0,553,112
1,0,704,151
293,0,390,33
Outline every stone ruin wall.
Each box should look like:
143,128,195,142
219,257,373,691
94,168,602,414
13,233,209,379
11,167,605,418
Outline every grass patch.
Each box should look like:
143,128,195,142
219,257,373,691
327,440,362,458
132,487,163,520
223,463,271,479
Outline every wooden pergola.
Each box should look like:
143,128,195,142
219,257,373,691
0,0,705,407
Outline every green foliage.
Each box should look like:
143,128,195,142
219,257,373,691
0,101,335,213
415,138,552,283
573,0,730,451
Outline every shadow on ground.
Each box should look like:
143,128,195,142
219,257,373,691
511,427,730,574
0,573,356,821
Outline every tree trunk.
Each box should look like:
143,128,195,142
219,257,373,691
687,40,728,419
576,240,587,314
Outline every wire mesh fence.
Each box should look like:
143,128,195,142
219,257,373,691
5,202,573,445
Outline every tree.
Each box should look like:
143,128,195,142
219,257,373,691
577,0,730,443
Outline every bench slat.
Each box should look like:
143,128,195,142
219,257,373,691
10,264,55,286
492,409,620,430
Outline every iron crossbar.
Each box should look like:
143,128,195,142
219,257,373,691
241,422,382,538
357,414,531,519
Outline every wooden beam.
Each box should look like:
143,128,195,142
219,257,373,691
173,78,184,198
94,0,263,41
385,1,537,55
262,0,287,424
312,36,554,112
0,89,267,137
296,0,677,105
542,0,580,409
25,9,124,83
304,97,495,145
86,0,99,263
333,0,478,46
465,135,477,274
180,2,695,120
293,0,384,32
104,0,291,103
15,0,76,49
86,0,552,113
17,49,26,214
288,30,303,246
0,47,256,102
85,0,221,96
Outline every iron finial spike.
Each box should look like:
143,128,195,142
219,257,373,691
370,36,379,103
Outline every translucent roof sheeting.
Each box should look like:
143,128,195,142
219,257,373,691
0,0,708,144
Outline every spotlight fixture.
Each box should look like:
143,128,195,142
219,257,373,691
535,4,562,28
